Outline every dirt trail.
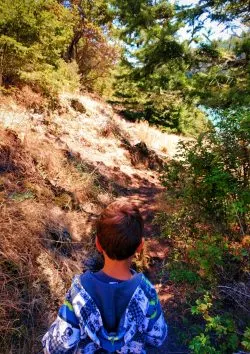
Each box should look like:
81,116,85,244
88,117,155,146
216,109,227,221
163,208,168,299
105,168,187,353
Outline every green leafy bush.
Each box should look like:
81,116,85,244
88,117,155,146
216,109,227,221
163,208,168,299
0,0,77,95
242,327,250,351
161,108,250,233
21,60,80,97
112,63,209,136
189,294,239,354
188,235,227,283
158,108,250,352
169,264,200,285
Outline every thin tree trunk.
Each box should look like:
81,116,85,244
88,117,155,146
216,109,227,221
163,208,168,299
65,31,82,61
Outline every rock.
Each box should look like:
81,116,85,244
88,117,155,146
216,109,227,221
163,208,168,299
46,225,72,257
129,141,164,171
70,99,86,113
83,252,104,272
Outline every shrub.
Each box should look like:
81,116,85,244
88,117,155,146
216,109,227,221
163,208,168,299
189,294,240,354
21,60,80,98
144,92,209,136
242,327,250,351
76,21,119,94
0,35,31,85
112,71,209,136
161,108,250,234
158,108,250,352
0,0,77,96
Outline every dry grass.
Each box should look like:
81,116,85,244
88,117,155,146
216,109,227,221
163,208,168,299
0,200,90,352
14,85,47,111
25,134,100,207
0,126,100,352
124,120,191,158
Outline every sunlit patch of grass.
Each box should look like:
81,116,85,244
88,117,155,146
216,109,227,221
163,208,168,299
130,120,191,158
8,190,35,202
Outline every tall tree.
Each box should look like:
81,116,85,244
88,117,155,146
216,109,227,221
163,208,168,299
63,0,114,61
111,0,249,132
110,1,208,135
176,0,250,108
0,0,74,86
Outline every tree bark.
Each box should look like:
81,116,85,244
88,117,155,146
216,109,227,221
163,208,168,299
65,31,82,61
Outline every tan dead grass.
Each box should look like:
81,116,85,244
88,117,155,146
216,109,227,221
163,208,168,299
122,120,191,158
0,199,91,352
0,86,46,112
14,85,47,111
24,133,100,207
0,126,100,352
0,201,47,352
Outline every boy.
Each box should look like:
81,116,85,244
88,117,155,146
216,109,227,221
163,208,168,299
42,201,167,353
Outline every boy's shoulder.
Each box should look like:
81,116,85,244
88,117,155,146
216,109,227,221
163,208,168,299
68,272,160,335
43,272,166,353
70,271,158,304
138,273,158,298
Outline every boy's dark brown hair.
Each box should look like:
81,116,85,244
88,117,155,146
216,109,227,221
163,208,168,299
96,201,144,260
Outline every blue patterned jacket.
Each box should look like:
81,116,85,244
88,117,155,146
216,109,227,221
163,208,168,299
42,273,167,353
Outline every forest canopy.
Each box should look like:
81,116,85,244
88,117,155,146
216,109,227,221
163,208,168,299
0,0,249,134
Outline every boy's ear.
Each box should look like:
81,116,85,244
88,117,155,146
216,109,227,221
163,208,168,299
95,237,103,253
136,238,144,253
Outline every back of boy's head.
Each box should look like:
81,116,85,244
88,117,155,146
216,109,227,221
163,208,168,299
96,201,144,260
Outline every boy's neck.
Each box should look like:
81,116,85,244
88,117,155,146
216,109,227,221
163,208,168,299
102,255,132,281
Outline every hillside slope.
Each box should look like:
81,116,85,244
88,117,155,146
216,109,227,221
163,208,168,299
0,93,187,353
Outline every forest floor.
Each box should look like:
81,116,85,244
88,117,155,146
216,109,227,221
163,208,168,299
0,91,189,353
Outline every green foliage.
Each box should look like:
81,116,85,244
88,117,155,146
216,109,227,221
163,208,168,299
113,60,209,135
0,0,120,96
61,0,118,94
162,232,231,288
110,0,212,134
191,33,250,108
161,109,250,232
242,327,250,351
0,0,74,61
158,107,250,352
1,0,249,112
145,94,208,135
181,0,250,28
188,235,227,283
111,0,250,131
169,264,200,285
111,0,176,41
74,0,114,27
189,294,239,354
21,60,80,97
0,0,78,94
0,35,31,84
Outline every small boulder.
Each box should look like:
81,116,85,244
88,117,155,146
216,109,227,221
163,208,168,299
46,224,72,257
129,141,164,171
70,99,86,113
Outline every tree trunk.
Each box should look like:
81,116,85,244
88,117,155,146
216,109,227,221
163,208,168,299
65,31,82,61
